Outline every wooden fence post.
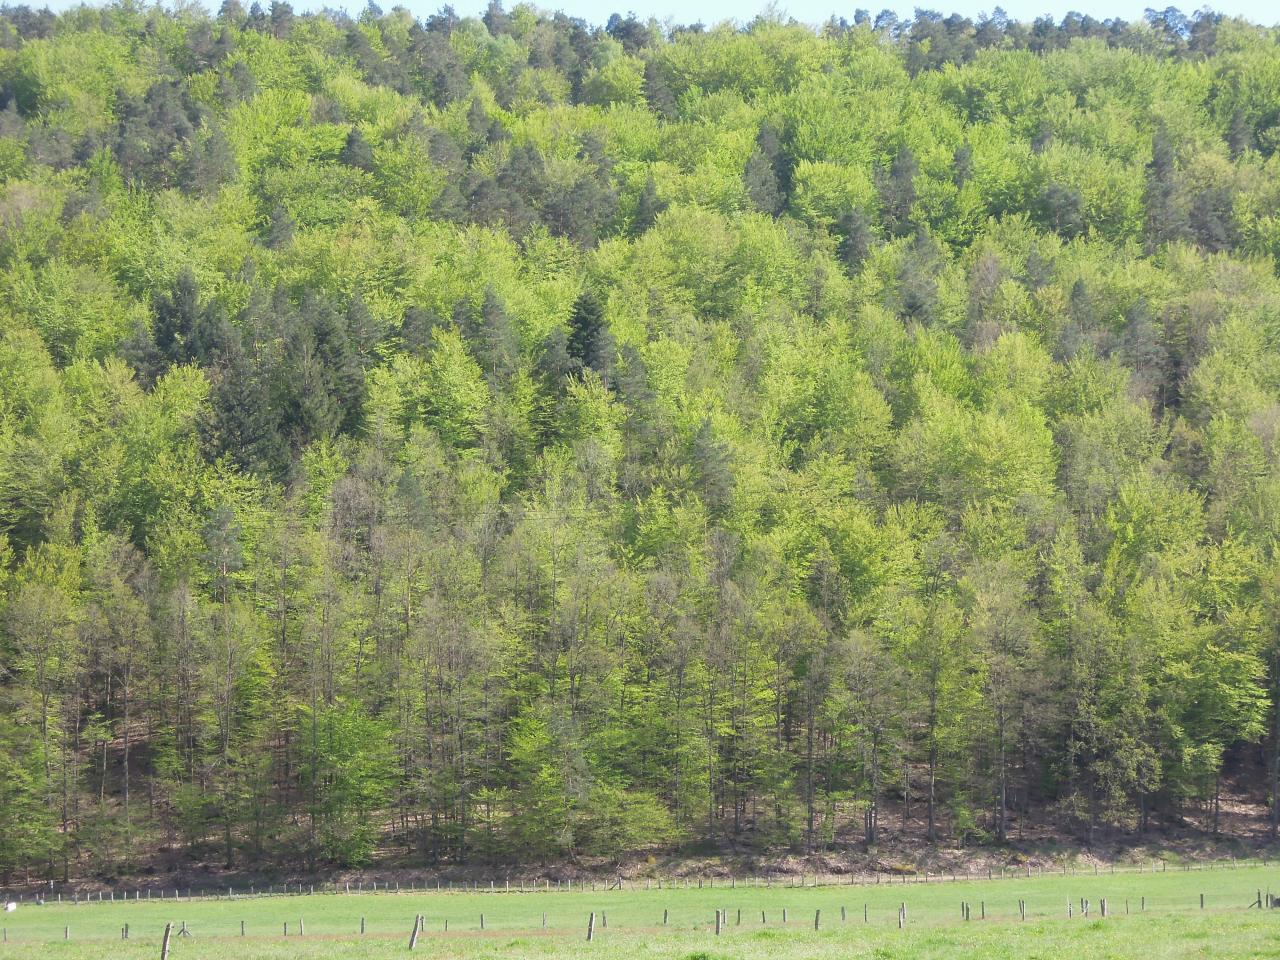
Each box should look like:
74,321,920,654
160,923,172,960
586,912,595,941
409,914,421,950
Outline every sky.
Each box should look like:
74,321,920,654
39,0,1280,30
416,0,1280,25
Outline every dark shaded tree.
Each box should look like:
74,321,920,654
880,145,917,237
643,59,678,120
836,208,874,271
1144,127,1188,250
339,128,375,171
1035,181,1084,238
633,175,665,234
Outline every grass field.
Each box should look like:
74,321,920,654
2,864,1279,958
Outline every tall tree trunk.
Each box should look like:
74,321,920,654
902,752,911,832
805,680,815,853
1212,771,1222,837
995,703,1007,843
1272,650,1280,840
866,728,880,845
926,673,938,844
222,577,235,869
122,657,132,870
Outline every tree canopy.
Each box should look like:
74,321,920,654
2,1,1280,878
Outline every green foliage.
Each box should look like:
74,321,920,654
0,3,1278,880
0,714,60,882
303,701,397,867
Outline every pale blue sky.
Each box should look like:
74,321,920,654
421,0,1279,26
40,0,1280,29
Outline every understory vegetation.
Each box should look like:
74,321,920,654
3,1,1280,879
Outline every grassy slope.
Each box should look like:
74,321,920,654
2,865,1278,958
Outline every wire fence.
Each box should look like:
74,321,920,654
2,857,1277,947
3,853,1273,906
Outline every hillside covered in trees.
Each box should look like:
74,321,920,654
3,0,1280,882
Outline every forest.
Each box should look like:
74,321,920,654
2,0,1280,882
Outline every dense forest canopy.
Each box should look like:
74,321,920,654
2,0,1280,881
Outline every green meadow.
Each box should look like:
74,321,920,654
3,864,1278,958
